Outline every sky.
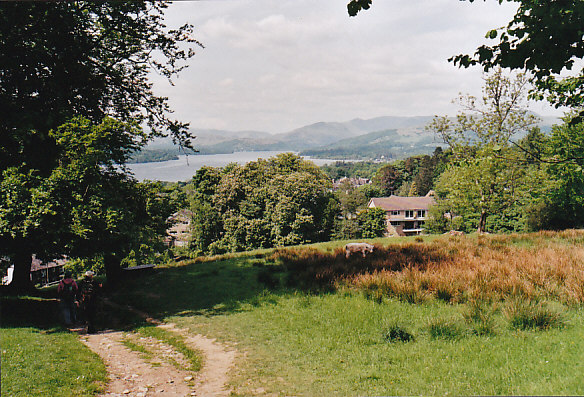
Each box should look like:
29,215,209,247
154,0,564,134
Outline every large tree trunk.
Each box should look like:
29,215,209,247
7,249,34,294
477,210,487,234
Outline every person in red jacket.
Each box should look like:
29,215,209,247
57,270,78,326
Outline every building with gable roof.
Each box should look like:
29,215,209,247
368,191,435,236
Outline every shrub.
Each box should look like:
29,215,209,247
382,323,414,343
504,300,566,331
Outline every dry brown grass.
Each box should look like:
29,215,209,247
273,230,584,305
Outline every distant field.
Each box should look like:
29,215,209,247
112,230,584,395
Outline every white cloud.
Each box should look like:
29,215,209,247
154,0,564,133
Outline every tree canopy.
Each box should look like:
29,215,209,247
0,1,200,174
0,1,198,290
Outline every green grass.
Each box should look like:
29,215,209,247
120,336,157,363
109,240,584,396
1,327,107,396
136,326,202,372
5,232,584,396
0,296,108,397
168,293,584,396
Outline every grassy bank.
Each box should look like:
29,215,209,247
1,297,107,397
111,231,584,395
4,231,583,395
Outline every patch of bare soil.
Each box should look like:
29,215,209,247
81,331,194,396
81,301,237,396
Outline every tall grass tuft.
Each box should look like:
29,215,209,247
428,318,466,340
463,299,498,336
504,299,567,331
382,322,415,343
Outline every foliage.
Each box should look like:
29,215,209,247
373,149,450,197
320,161,383,180
188,153,336,254
0,1,200,163
428,70,544,233
542,122,584,228
357,207,387,238
0,1,198,290
452,1,584,117
373,163,404,195
0,118,175,286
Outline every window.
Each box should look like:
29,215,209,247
390,221,401,226
405,210,414,218
418,210,426,218
390,210,400,216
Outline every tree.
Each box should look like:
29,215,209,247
451,1,584,118
0,118,174,289
189,154,337,254
373,164,404,196
357,207,387,238
0,2,199,291
538,122,584,229
427,70,540,233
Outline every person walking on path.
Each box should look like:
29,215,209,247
78,270,102,334
57,270,78,326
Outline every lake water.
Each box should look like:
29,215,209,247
127,151,344,182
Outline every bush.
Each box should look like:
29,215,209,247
504,300,566,330
382,323,415,343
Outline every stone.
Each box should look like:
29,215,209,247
184,376,194,381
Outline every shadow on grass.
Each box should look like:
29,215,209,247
1,296,64,331
108,255,295,324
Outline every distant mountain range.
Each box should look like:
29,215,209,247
134,115,559,163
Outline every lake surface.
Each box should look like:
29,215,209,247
127,151,344,182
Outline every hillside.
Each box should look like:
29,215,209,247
132,114,558,162
300,128,441,160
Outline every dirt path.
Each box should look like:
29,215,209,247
160,324,236,397
81,307,236,396
82,331,193,396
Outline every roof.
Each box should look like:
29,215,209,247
368,195,435,211
30,255,67,272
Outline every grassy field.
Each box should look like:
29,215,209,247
1,297,107,397
111,231,584,395
3,231,584,395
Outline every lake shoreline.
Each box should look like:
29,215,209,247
126,151,360,182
